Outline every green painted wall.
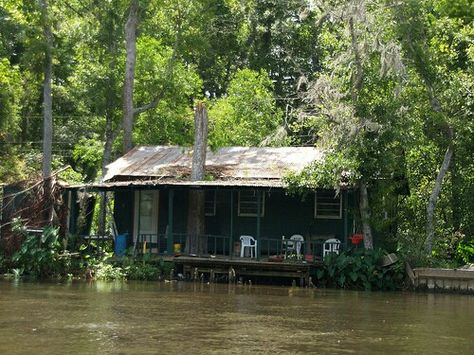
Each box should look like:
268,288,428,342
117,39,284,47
114,189,134,245
115,187,355,249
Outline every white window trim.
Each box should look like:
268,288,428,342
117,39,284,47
314,191,342,219
205,190,217,216
238,191,265,217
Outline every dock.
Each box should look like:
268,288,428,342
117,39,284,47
413,267,474,293
173,256,314,286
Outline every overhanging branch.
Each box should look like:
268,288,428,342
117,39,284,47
133,97,160,116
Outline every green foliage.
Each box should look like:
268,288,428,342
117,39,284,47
456,241,474,264
93,261,126,281
117,255,173,281
315,248,405,291
72,135,103,180
0,58,22,133
12,225,68,279
126,263,160,280
0,254,6,273
209,69,282,147
0,0,473,271
79,249,173,281
285,151,360,192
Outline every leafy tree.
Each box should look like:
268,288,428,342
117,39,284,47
288,0,408,249
208,68,282,147
391,0,474,254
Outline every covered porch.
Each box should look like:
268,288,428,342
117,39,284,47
109,182,354,263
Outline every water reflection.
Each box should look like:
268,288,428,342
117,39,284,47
0,280,472,354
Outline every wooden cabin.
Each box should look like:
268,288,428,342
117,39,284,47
93,146,356,262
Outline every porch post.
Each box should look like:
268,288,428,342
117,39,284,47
343,190,349,247
256,190,261,259
167,189,174,255
69,189,77,235
230,190,234,258
136,190,141,255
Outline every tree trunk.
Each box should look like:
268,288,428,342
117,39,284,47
190,103,208,181
425,140,454,254
122,0,139,153
99,30,119,237
450,149,461,232
348,16,364,102
39,0,53,225
423,85,453,254
359,179,374,249
40,0,53,179
185,103,209,255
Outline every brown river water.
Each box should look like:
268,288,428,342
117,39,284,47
0,280,472,354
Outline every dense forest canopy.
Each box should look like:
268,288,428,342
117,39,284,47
0,0,473,262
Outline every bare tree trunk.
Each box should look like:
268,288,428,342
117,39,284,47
40,0,53,179
185,103,208,255
359,179,374,249
451,149,461,232
423,87,453,254
425,139,454,254
190,104,208,182
39,0,53,225
122,0,139,153
99,24,119,237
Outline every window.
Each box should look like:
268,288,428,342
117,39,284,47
205,190,216,216
238,190,265,217
315,191,342,219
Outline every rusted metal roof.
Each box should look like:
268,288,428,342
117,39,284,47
99,146,323,188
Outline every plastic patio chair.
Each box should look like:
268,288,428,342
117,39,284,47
323,238,341,257
240,235,257,258
282,234,304,259
290,234,305,258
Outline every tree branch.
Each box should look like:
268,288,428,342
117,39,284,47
133,97,160,116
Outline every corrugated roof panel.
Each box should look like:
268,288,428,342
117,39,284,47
103,146,324,183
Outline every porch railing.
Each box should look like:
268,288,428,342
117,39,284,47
259,237,347,262
133,233,347,262
135,233,232,257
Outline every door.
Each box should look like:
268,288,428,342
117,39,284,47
134,190,159,252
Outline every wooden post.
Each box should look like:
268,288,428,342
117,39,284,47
343,190,348,247
69,189,77,235
135,190,141,255
230,190,234,258
256,190,261,259
167,189,174,255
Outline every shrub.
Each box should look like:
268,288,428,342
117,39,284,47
12,226,67,278
315,248,405,291
456,240,474,265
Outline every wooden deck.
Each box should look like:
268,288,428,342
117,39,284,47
173,256,316,286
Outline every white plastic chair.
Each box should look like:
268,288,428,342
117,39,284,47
323,238,341,257
290,234,305,258
282,234,305,259
240,235,257,258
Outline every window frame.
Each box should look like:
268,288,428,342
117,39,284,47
205,190,217,216
238,190,265,217
314,191,342,219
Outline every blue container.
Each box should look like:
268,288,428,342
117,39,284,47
115,233,127,257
